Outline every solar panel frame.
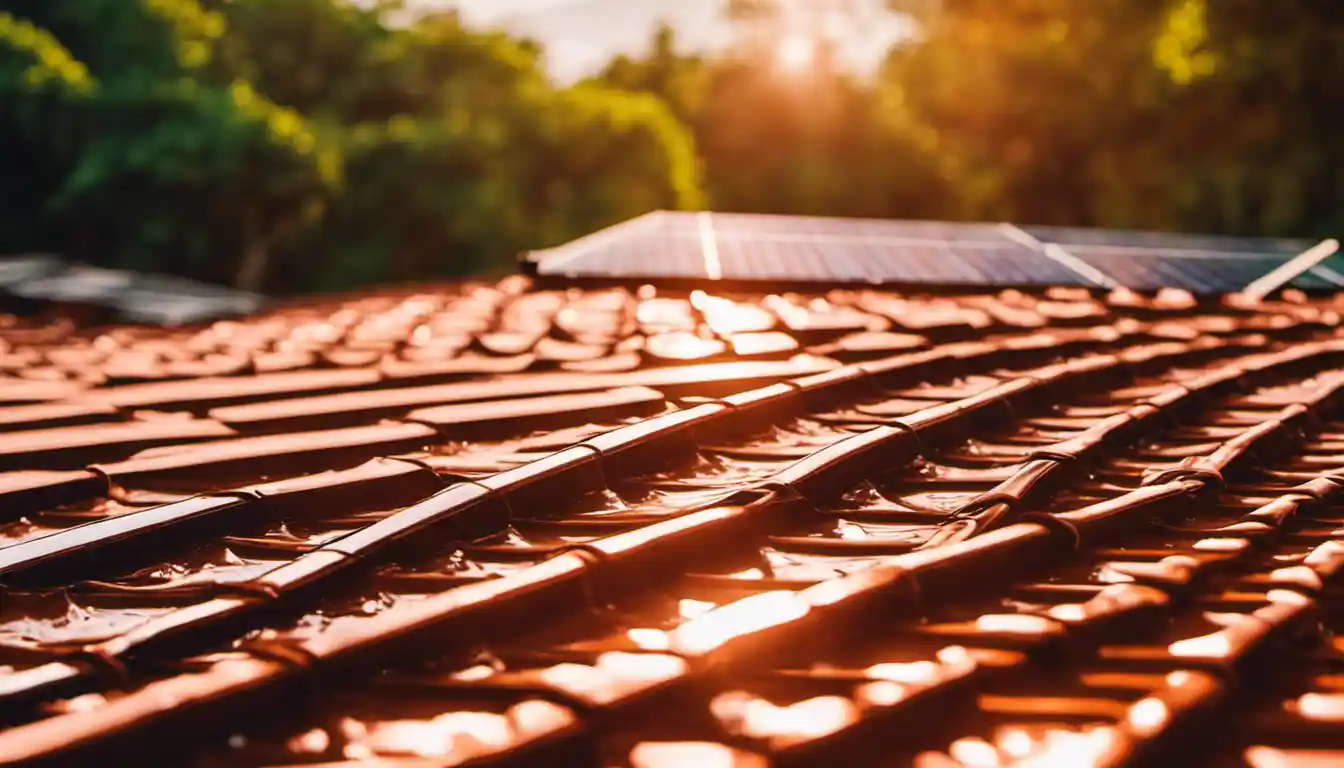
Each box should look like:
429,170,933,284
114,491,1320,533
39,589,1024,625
527,211,1337,296
529,211,1105,290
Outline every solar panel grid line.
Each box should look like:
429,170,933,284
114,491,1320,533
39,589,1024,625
954,243,1083,286
997,223,1120,289
1158,256,1219,294
711,216,920,283
935,242,984,284
850,238,892,284
750,213,1057,286
699,212,723,281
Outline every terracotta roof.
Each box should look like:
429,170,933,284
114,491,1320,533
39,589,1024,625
0,258,1342,765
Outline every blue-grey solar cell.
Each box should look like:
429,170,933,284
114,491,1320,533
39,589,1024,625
715,238,855,282
1065,248,1294,294
1023,225,1311,256
572,234,708,280
711,212,1011,244
531,211,1332,294
1297,255,1344,290
1036,223,1341,293
531,211,706,280
943,244,1083,285
533,211,1092,287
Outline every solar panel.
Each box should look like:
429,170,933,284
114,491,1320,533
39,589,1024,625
532,211,1102,289
1023,224,1337,294
711,212,1008,243
0,254,66,288
0,256,264,324
1301,254,1344,289
528,211,1337,295
1062,246,1297,294
1021,224,1312,255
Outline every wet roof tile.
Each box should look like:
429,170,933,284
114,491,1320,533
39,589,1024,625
0,258,1341,766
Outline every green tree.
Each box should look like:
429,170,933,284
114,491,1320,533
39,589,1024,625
592,21,956,218
1,1,336,289
0,11,94,251
2,1,703,293
510,83,704,243
231,2,702,287
1146,0,1344,237
11,0,1334,296
883,0,1173,228
883,0,1343,238
54,79,338,290
597,23,707,123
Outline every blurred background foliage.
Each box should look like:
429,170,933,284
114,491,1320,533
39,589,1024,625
0,0,1340,293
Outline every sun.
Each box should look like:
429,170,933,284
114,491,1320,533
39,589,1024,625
776,35,816,72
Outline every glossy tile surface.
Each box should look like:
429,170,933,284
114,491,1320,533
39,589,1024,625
0,280,1342,766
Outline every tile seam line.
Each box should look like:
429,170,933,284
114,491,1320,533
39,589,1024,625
2,329,1344,758
0,329,1188,672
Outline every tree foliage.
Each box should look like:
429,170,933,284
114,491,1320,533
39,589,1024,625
0,0,701,292
0,11,94,250
1,0,1339,293
881,0,1342,237
1,1,337,287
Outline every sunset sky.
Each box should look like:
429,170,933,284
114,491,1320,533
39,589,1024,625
407,0,915,82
